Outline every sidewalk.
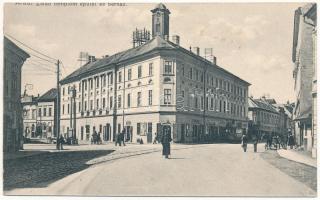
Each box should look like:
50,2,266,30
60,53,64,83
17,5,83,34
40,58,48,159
277,149,317,168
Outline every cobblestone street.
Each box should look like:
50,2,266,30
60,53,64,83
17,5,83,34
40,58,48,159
5,143,316,197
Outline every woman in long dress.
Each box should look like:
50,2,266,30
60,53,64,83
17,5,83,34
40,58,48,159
161,126,172,159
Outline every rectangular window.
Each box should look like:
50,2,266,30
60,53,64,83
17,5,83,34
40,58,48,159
90,100,93,110
137,123,141,135
138,65,142,78
219,100,222,112
210,98,214,110
110,96,113,108
43,108,47,117
195,70,199,81
63,88,65,96
96,99,99,109
67,104,70,114
79,102,81,112
223,101,226,113
137,92,141,107
84,101,87,111
102,98,106,109
148,90,152,105
110,74,113,85
206,96,209,110
189,68,193,79
149,63,153,76
38,108,42,116
90,79,93,90
49,107,52,117
148,122,152,134
103,75,106,87
164,61,173,74
118,71,122,83
118,95,121,108
128,69,132,81
182,65,185,76
195,97,198,109
164,89,172,105
127,93,131,108
200,72,204,83
201,96,204,110
96,77,99,88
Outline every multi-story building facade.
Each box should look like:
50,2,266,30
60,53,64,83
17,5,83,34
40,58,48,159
3,36,30,152
304,3,317,158
21,94,38,138
22,88,57,140
37,88,57,139
60,3,250,144
292,3,316,154
248,97,280,139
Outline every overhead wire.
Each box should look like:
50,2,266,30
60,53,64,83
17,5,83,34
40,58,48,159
5,33,57,61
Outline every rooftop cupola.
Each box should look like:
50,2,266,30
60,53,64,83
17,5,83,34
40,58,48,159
151,3,170,39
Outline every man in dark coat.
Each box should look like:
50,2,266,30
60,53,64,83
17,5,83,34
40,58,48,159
160,127,172,158
120,129,126,146
241,134,248,152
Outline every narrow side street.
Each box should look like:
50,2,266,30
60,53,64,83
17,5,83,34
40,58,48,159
5,143,316,197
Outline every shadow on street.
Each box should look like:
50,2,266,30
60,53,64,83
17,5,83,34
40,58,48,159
4,150,114,191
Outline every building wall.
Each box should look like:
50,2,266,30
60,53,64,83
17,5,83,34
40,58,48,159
22,103,37,138
292,5,315,150
3,38,29,152
37,101,55,138
60,50,249,144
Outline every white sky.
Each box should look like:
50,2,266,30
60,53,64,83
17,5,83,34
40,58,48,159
4,2,306,103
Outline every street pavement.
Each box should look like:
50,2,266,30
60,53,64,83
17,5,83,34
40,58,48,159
5,143,316,197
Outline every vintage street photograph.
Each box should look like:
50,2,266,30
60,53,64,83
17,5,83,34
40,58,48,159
2,1,317,197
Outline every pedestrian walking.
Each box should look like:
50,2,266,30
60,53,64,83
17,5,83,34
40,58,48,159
253,134,258,153
58,135,65,150
160,127,172,159
97,132,102,145
120,129,126,146
267,134,272,150
241,133,248,152
288,134,294,149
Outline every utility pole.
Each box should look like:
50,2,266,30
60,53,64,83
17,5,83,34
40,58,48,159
72,86,77,144
56,60,61,150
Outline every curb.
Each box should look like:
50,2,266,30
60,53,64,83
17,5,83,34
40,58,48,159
277,149,317,168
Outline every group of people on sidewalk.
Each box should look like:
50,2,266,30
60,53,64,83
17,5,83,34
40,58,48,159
115,130,126,146
91,131,102,145
241,132,296,153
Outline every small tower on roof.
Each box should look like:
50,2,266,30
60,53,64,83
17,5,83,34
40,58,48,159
151,3,170,39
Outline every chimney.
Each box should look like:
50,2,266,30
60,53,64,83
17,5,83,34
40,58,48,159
192,47,200,56
172,35,180,45
212,56,217,65
164,35,169,41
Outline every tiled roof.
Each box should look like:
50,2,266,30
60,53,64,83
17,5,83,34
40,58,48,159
249,97,278,113
60,36,250,86
38,88,57,102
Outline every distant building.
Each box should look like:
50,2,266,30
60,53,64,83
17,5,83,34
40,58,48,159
59,3,250,144
248,97,280,139
292,3,316,156
22,88,57,140
3,37,30,152
37,88,57,139
21,94,38,138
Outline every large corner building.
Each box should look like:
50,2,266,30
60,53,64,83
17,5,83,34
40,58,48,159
60,4,250,144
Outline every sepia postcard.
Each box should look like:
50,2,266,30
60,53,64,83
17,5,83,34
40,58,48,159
2,1,317,198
